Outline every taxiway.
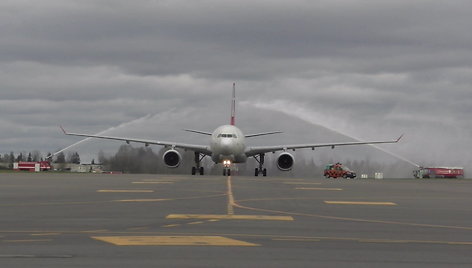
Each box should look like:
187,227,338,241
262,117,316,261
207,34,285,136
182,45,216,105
1,173,472,267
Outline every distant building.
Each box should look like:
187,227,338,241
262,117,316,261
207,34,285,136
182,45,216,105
51,163,104,173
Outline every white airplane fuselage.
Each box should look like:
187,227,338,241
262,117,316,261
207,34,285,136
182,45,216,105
210,125,247,164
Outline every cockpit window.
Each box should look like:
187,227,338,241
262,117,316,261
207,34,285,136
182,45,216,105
217,133,237,138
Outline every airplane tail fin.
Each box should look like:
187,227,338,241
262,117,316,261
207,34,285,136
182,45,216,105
230,82,236,125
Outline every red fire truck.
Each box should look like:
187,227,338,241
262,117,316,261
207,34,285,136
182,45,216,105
413,167,464,179
13,161,52,172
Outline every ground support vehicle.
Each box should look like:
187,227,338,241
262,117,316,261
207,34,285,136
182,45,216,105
414,167,464,178
324,163,357,179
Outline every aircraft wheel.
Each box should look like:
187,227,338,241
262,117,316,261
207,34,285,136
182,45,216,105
255,168,259,176
191,167,196,175
263,168,267,177
199,167,204,175
227,169,231,176
223,169,226,176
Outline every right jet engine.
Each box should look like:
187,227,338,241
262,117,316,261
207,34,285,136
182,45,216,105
277,152,294,171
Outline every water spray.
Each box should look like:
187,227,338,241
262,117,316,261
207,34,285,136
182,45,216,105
250,100,420,167
48,113,154,160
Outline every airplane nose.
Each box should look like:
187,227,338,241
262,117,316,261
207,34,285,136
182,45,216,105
220,139,232,154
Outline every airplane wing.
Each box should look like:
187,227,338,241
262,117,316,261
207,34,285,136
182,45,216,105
245,131,283,138
183,129,213,136
61,127,212,155
245,135,403,157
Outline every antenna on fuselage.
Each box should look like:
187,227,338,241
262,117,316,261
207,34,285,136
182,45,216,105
230,82,236,126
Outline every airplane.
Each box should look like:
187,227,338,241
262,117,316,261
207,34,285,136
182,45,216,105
61,83,402,176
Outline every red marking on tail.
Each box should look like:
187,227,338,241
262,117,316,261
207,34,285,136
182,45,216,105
230,83,236,125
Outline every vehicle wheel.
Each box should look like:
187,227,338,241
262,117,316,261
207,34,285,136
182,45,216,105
255,168,259,176
262,168,267,177
199,167,204,175
191,167,196,175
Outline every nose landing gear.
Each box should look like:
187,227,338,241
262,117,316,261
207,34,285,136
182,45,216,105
223,160,231,176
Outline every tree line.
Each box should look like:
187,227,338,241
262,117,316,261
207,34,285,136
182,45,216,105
0,151,81,165
98,144,414,178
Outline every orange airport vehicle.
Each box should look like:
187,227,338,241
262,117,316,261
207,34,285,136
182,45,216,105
324,163,356,179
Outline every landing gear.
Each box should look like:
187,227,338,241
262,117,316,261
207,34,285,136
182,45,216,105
191,152,206,175
254,153,267,177
223,168,231,176
254,168,267,176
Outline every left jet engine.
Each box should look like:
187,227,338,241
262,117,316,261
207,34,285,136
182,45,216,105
163,149,181,168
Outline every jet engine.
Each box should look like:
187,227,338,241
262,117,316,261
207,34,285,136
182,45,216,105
277,152,294,171
163,149,181,168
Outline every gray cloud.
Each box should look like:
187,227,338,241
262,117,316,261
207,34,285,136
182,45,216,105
1,0,471,173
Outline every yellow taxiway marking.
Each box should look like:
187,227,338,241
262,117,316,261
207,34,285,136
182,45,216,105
30,233,61,236
4,239,52,243
187,221,205,225
284,182,322,185
273,238,321,242
227,176,235,215
296,187,343,191
132,182,174,184
163,224,181,228
166,214,294,221
271,237,472,245
114,199,169,202
324,201,397,206
448,242,472,245
97,190,154,193
126,227,148,231
81,229,109,233
92,236,260,246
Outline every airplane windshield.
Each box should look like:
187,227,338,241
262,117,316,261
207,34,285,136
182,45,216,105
217,134,237,138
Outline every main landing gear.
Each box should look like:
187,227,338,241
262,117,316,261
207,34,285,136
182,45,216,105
191,152,205,175
254,153,267,177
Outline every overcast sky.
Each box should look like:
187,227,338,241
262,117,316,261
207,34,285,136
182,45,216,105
1,0,471,171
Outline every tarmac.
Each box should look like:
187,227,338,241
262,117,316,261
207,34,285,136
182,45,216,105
1,172,472,267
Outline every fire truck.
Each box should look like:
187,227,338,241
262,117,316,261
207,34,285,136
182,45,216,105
13,161,52,172
324,163,357,179
413,167,464,179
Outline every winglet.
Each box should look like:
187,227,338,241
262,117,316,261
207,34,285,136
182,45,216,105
396,134,404,142
60,125,67,134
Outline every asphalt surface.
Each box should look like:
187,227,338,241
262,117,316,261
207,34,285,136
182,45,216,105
1,172,472,267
